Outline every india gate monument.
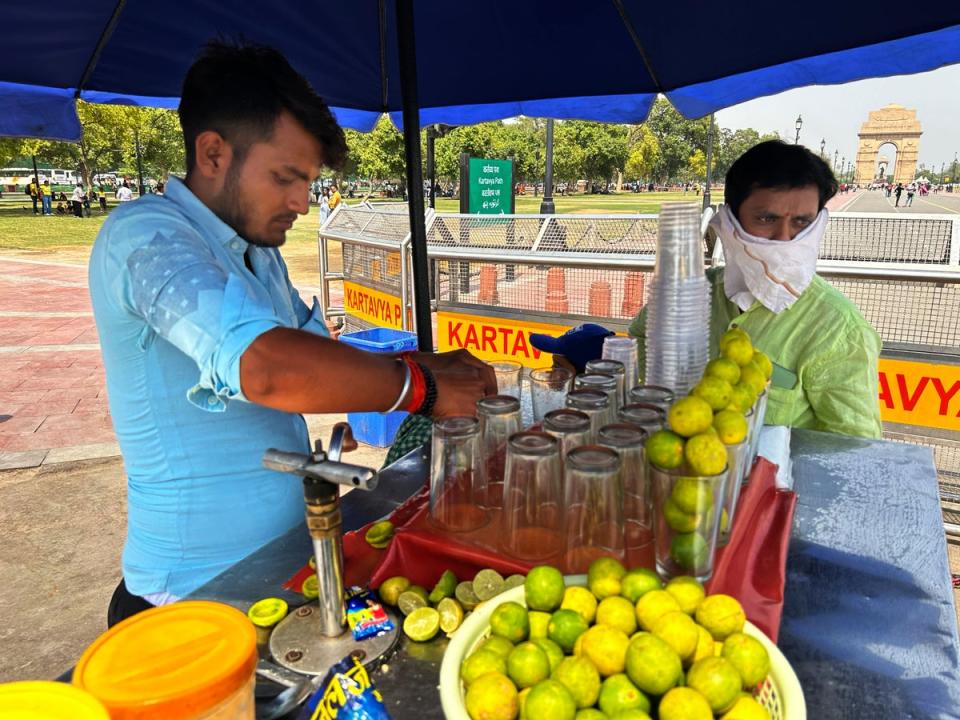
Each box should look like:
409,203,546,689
854,104,921,185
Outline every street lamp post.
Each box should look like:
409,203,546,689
703,113,715,210
833,150,839,172
820,139,826,158
540,118,555,215
794,115,803,145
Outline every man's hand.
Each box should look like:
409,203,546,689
412,349,498,397
325,319,342,339
431,369,490,417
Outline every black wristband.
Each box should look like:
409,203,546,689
414,362,438,417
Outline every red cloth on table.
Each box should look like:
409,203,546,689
285,457,796,641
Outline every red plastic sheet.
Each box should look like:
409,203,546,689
286,458,796,640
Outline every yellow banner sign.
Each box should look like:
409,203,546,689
343,281,404,329
437,310,571,368
878,357,960,432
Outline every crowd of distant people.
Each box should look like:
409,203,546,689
19,177,165,217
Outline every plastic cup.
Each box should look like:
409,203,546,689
565,389,611,440
598,424,651,553
542,408,592,458
528,366,573,422
476,396,522,509
430,417,488,532
501,432,563,561
563,445,624,572
492,361,522,399
649,462,728,582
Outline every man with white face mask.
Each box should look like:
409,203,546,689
631,140,881,439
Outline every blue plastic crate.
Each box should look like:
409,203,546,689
340,328,418,447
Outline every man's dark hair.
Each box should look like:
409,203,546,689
178,40,347,173
725,140,838,219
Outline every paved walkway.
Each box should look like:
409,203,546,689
829,188,960,214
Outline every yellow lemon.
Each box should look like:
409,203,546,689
751,351,773,380
658,686,713,720
667,396,714,437
705,357,742,385
713,410,749,445
652,610,699,661
579,624,631,676
696,594,746,641
562,586,598,624
464,671,519,720
739,363,767,396
692,376,734,411
686,656,742,714
665,576,706,615
684,433,728,476
646,430,686,469
635,589,681,631
721,336,755,367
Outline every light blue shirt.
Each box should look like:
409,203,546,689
89,177,329,598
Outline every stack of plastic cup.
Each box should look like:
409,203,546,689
601,337,640,401
644,202,710,395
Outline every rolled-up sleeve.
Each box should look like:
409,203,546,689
123,230,283,411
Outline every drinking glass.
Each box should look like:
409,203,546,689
565,389,611,441
627,385,675,413
649,461,728,582
602,336,640,392
477,395,522,509
542,408,592,458
744,385,770,483
618,402,667,435
430,416,488,532
529,366,574,423
718,439,750,547
492,360,522,399
598,423,651,553
501,432,564,561
564,446,624,572
585,359,627,407
574,373,620,418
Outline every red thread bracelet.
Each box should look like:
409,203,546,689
401,354,426,413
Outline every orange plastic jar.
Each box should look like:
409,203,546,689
73,600,257,719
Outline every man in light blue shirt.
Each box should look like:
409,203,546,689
90,41,494,625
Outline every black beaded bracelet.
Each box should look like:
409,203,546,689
414,362,438,417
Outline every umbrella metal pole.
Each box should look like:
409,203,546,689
396,0,433,351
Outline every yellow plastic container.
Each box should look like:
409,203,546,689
73,600,257,719
440,574,806,720
0,681,110,719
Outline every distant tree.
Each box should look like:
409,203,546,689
687,149,707,179
625,125,660,180
644,98,711,182
352,116,406,187
713,127,778,179
435,123,499,180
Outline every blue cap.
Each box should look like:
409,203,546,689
529,323,615,373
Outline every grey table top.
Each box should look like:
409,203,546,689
190,431,960,719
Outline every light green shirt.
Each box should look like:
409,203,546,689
630,267,882,439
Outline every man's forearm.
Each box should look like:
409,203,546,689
239,327,407,414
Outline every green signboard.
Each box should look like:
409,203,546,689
467,157,513,214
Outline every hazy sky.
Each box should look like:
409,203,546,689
715,63,960,174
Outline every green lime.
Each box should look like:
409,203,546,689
408,585,429,602
596,595,638,636
658,686,713,720
574,710,608,720
398,590,427,616
552,656,601,709
490,601,529,643
578,624,630,677
456,581,481,610
437,597,464,634
752,351,773,380
587,556,627,599
624,632,682,696
719,694,771,719
301,574,319,599
464,671,519,720
695,594,746,641
402,606,440,642
531,637,565,673
525,566,566,612
529,610,552,639
652,610,699,661
608,711,653,720
364,520,394,546
524,679,576,720
739,363,766,396
474,568,506,601
646,430,686,469
548,609,589,653
721,336,754,367
598,673,650,717
479,635,516,658
428,569,458,604
684,432,728,476
504,574,527,590
722,632,771,688
634,589,681,631
686,657,741,713
620,568,662,604
667,396,714,437
692,376,733,411
720,327,750,350
713,410,749,445
461,648,508,686
663,497,699,533
377,576,410,606
691,624,715,665
561,586,598,624
671,478,713,514
665,576,706,615
507,641,551,689
705,357,742,386
670,532,710,571
727,383,756,413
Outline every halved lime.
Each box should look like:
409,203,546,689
504,574,526,590
398,590,428,616
437,597,465,634
474,568,506,601
378,576,410,606
429,569,458,604
455,581,481,610
301,574,319,599
365,520,394,545
403,606,440,642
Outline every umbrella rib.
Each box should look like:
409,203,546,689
76,0,127,98
610,0,663,93
378,0,389,110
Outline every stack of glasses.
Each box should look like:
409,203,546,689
644,202,710,394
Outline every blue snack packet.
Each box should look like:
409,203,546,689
298,653,392,720
346,586,394,641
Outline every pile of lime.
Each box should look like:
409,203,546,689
378,568,526,643
461,558,773,720
644,328,773,573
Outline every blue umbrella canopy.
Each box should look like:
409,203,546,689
1,1,959,140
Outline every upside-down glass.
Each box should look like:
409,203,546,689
492,360,522,399
542,408,592,458
602,336,640,395
598,424,651,553
564,445,624,572
574,373,620,418
628,385,675,414
565,389,611,441
585,359,627,407
529,366,574,423
649,461,729,582
501,432,564,562
477,395,522,509
618,402,667,435
430,417,488,532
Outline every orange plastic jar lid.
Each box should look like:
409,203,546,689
73,600,256,719
0,681,110,720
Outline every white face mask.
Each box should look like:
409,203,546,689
710,204,827,314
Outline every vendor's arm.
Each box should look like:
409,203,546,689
802,324,883,439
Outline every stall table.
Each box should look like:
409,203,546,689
188,429,960,719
